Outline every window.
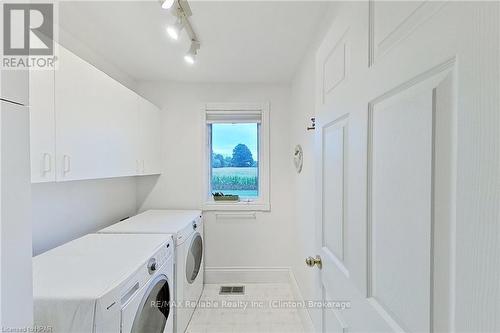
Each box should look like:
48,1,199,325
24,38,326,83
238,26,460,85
204,103,270,211
211,123,259,198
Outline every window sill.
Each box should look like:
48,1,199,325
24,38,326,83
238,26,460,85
203,201,270,211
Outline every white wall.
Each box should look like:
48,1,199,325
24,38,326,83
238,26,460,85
32,177,138,255
136,82,295,270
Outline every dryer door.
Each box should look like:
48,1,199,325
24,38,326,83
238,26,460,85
130,275,171,333
186,232,203,284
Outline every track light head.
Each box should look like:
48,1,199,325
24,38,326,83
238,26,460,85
160,0,175,10
184,40,200,64
184,54,195,64
166,18,183,40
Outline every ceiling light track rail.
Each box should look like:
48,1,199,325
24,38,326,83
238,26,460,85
174,0,197,42
161,0,201,64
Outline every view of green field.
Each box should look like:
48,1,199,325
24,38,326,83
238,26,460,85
211,167,258,197
212,167,257,177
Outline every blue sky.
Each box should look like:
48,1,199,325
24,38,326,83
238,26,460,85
212,123,258,159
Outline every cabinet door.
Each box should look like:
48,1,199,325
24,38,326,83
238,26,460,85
138,96,162,175
55,46,138,181
1,70,29,105
29,68,56,183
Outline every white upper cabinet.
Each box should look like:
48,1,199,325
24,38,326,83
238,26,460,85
55,46,139,181
28,44,161,182
29,68,56,183
1,70,29,105
137,96,162,175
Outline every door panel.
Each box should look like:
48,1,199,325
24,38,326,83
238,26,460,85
315,1,497,332
324,299,348,333
55,45,138,181
29,68,56,183
369,87,434,333
371,1,445,63
321,118,348,270
367,67,455,332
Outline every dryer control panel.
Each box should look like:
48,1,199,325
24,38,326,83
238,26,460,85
152,250,166,274
118,236,174,309
142,236,174,276
192,214,203,230
153,238,173,273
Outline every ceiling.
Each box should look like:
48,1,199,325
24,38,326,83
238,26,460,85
58,1,329,83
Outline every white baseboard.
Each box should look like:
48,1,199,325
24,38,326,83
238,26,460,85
288,269,315,333
204,266,290,284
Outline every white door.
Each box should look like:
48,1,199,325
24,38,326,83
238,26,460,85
314,1,499,332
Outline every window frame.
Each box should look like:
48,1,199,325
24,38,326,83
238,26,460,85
202,102,270,211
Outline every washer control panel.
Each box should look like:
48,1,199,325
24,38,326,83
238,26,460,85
147,257,157,274
148,239,172,274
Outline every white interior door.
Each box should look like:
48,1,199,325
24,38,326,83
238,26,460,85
314,1,499,332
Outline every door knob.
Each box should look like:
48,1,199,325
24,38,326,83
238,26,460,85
305,255,322,269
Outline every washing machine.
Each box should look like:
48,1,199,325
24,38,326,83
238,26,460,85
99,210,204,333
33,233,174,333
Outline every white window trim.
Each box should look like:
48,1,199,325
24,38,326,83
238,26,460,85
202,102,270,211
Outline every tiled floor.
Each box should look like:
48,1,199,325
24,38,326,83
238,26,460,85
186,283,307,333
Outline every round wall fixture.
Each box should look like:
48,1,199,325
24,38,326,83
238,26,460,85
293,144,303,173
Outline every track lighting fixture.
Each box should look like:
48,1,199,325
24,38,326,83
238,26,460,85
184,40,200,64
166,18,183,40
160,0,175,10
162,0,200,65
